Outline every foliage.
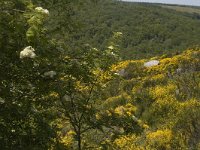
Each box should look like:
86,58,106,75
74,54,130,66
69,0,200,59
1,0,200,149
0,0,74,149
105,48,200,149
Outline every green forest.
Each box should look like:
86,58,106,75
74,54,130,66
0,0,200,149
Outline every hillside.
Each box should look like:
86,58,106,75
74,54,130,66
95,48,200,149
160,5,200,15
71,0,200,59
1,1,200,149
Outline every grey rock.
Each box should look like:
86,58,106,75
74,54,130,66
144,60,159,67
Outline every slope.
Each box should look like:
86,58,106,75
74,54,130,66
71,0,200,59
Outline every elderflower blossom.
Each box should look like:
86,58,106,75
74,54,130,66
20,46,36,59
111,52,116,56
0,97,5,104
114,72,119,76
108,45,114,50
35,7,49,15
44,71,57,78
115,32,122,36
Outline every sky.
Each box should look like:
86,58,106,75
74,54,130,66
122,0,200,6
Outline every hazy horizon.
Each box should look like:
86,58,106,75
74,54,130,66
122,0,200,6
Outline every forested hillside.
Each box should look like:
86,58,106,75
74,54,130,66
161,5,200,15
72,0,200,59
0,0,200,150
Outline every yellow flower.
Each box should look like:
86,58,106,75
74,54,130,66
68,130,76,136
143,124,149,129
146,129,172,148
115,106,125,116
49,92,59,98
106,110,112,116
95,113,101,120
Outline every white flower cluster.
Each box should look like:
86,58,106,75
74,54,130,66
44,71,57,78
35,7,49,15
114,72,119,76
108,45,114,50
0,97,5,104
115,32,122,36
20,46,36,59
111,52,116,56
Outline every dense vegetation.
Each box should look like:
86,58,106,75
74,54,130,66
104,48,200,149
73,0,200,59
161,4,200,15
0,0,200,149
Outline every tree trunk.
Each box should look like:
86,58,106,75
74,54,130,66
77,132,81,150
77,130,81,150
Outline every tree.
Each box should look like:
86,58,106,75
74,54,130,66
0,0,122,149
55,32,122,149
0,0,64,148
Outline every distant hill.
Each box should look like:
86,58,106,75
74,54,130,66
71,0,200,59
160,5,200,15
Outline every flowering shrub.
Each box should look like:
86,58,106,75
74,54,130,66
146,129,172,149
26,6,49,42
113,134,143,150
